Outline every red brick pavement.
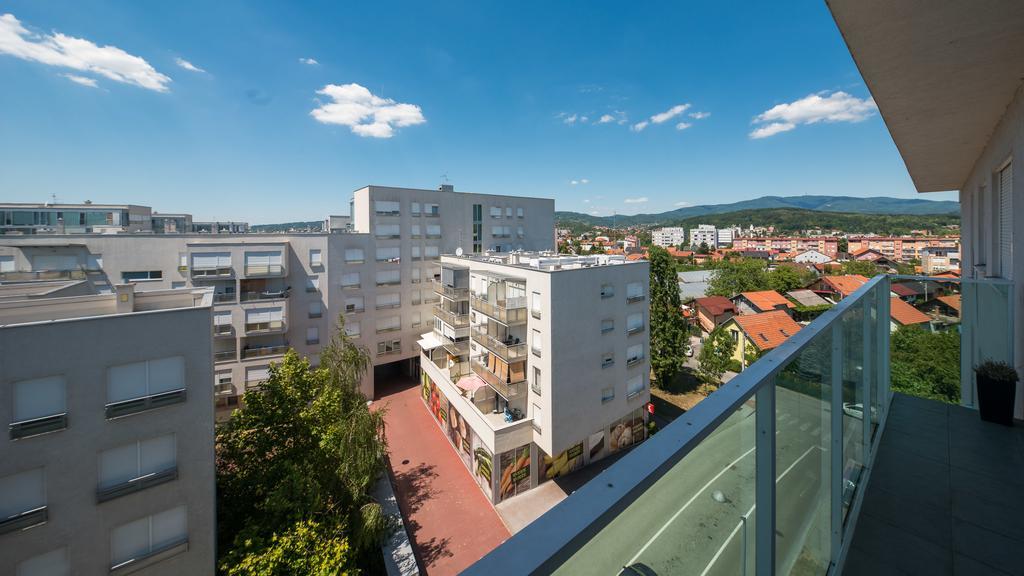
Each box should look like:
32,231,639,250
374,374,510,575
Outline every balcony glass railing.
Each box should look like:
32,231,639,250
244,264,286,277
471,358,526,399
471,326,527,362
470,295,528,325
432,279,470,300
213,293,237,304
241,345,289,359
434,305,470,328
240,289,290,302
214,350,237,362
245,320,286,334
0,269,86,281
466,274,899,575
191,266,233,278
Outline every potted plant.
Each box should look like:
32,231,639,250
975,360,1018,426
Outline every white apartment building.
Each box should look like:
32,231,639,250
0,184,555,406
689,224,718,248
651,227,686,248
0,284,216,575
716,226,740,246
418,253,650,504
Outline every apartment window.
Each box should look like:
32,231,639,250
473,204,482,221
122,270,162,282
306,327,320,345
412,245,421,260
344,295,364,313
412,311,422,328
106,356,185,417
627,344,644,366
531,329,542,357
426,224,441,238
424,246,439,260
411,224,422,238
532,403,543,433
505,207,513,218
626,282,644,302
214,372,233,396
0,468,46,535
532,367,541,396
245,367,270,390
374,200,400,215
998,162,1013,279
376,269,401,286
377,339,402,355
600,283,614,298
517,207,524,218
602,352,615,369
376,316,401,334
424,203,440,216
517,225,525,238
490,206,502,218
345,322,361,338
16,548,69,576
309,249,322,267
245,307,284,331
341,271,360,288
213,311,233,335
411,202,421,215
531,291,542,319
376,293,401,309
627,375,645,399
0,255,14,273
244,252,283,275
98,434,176,501
601,387,615,404
375,223,401,239
344,248,364,263
627,312,644,334
11,376,67,439
109,506,187,570
601,318,615,333
492,225,511,238
191,252,231,271
411,267,422,284
376,246,400,262
308,301,322,318
306,275,320,292
411,290,422,305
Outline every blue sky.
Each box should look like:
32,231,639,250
0,1,956,223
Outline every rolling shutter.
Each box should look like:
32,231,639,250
999,162,1013,279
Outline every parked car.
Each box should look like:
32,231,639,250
842,402,877,421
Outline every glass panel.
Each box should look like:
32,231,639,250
552,406,755,575
111,516,149,566
149,356,185,394
140,434,176,475
99,443,139,488
840,299,865,525
151,506,187,550
775,324,832,575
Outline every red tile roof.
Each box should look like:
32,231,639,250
696,296,735,316
890,283,918,297
889,297,931,326
936,294,961,313
824,274,870,296
626,253,646,261
731,310,803,351
739,290,795,312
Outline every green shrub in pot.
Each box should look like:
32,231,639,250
974,360,1018,426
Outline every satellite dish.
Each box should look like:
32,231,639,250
456,247,464,256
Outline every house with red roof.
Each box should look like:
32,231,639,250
722,310,803,369
889,297,932,331
732,290,796,316
694,296,736,334
805,274,870,302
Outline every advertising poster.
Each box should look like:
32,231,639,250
472,435,493,500
538,441,584,483
447,403,473,470
498,444,531,501
588,430,606,463
609,408,646,453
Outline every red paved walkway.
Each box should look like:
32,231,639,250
374,374,510,575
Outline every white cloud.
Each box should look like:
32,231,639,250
63,73,97,87
562,113,579,125
299,57,319,65
623,197,648,204
310,83,426,138
630,120,649,132
674,201,690,207
580,178,589,184
598,114,615,124
174,57,204,73
675,122,692,131
650,103,690,124
570,179,589,186
689,111,710,119
597,110,627,125
0,13,171,91
582,199,590,204
750,90,877,139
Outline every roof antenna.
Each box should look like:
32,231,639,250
440,172,449,184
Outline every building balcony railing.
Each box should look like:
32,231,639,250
0,506,48,536
214,350,237,362
241,345,289,359
244,320,286,334
9,413,67,440
437,332,470,356
244,264,286,278
432,279,470,300
471,358,526,399
213,292,237,304
626,293,645,304
465,275,1014,576
434,305,470,328
471,326,527,362
213,324,234,338
240,289,290,302
105,389,186,419
96,467,178,503
470,295,528,325
0,269,86,281
191,266,234,278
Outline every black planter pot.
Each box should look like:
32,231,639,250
976,374,1016,426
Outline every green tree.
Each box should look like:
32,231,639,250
840,259,881,277
890,325,960,403
648,246,690,387
697,241,710,254
707,258,769,296
837,237,849,254
766,265,815,293
217,318,390,574
223,520,354,576
697,326,736,394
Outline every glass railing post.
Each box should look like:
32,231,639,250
830,322,843,569
755,380,776,576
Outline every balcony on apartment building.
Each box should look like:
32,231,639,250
190,253,234,279
0,269,86,282
466,275,1018,576
244,317,286,335
470,272,528,326
434,303,470,329
471,324,527,363
241,341,289,360
470,352,526,400
239,278,290,302
432,278,470,301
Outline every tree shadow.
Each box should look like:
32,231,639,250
389,462,454,572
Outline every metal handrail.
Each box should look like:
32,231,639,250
241,345,288,359
434,306,470,328
432,279,470,300
105,389,186,419
470,295,528,325
471,326,527,361
9,413,67,440
470,358,526,399
244,264,286,277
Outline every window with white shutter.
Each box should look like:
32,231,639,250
98,434,176,493
376,246,400,262
376,316,401,333
627,312,644,334
531,329,542,356
306,327,320,345
411,267,422,283
376,293,401,309
411,224,421,238
627,375,645,398
375,224,401,238
309,301,322,318
246,367,270,389
376,269,400,285
306,275,320,292
426,224,441,237
374,200,400,215
244,252,283,275
344,248,364,263
107,357,185,404
16,548,69,576
191,252,230,270
412,245,421,260
345,295,364,312
110,506,187,569
627,344,644,365
309,249,322,267
0,255,14,273
341,271,360,288
999,162,1013,279
424,246,439,259
345,322,361,337
0,467,46,522
12,376,66,423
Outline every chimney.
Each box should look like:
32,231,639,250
439,184,454,193
114,283,135,314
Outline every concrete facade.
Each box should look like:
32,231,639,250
651,227,686,248
0,287,216,575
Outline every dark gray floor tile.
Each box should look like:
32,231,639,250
953,553,1014,576
848,514,952,575
952,518,1024,576
881,425,949,464
860,484,952,548
950,466,1024,506
872,444,951,506
843,545,912,576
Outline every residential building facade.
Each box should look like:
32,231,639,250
651,227,686,248
847,236,960,262
732,236,840,258
688,225,718,248
0,285,216,575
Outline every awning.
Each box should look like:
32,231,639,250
456,375,487,393
417,332,443,351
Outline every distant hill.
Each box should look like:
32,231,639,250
634,208,959,237
555,195,960,228
250,221,323,233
